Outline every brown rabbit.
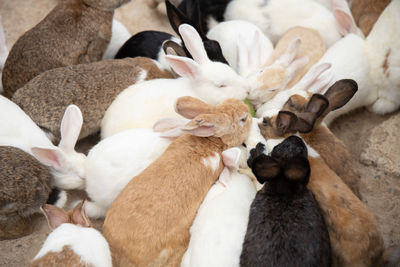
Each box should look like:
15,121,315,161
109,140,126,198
0,146,52,240
351,0,392,36
102,96,252,267
12,57,173,142
1,0,131,98
31,200,112,267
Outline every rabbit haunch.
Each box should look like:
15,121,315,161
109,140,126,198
12,57,172,143
102,96,252,266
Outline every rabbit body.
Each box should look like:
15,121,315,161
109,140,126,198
84,129,171,218
0,146,52,240
181,169,256,267
12,57,173,142
102,19,131,60
2,0,130,97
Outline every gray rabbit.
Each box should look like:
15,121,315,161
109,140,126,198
2,0,131,98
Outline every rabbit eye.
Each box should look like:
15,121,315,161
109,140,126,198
218,84,227,88
240,115,248,123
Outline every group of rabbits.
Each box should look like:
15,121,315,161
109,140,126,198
0,0,399,266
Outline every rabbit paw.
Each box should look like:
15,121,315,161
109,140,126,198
370,98,399,115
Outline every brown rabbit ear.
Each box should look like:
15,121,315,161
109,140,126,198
162,40,187,57
41,204,69,230
283,157,310,183
251,154,281,184
175,96,213,119
181,113,225,137
323,79,358,115
71,200,91,228
275,111,298,134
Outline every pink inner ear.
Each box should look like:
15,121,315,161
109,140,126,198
218,167,232,187
183,125,215,137
31,147,62,169
165,55,198,79
41,204,69,230
334,10,353,35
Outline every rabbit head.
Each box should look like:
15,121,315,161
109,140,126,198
176,96,252,147
166,24,250,105
83,0,130,11
31,105,86,190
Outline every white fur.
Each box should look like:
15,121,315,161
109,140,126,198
224,0,342,47
181,154,256,267
207,20,274,77
84,129,171,218
33,224,112,267
54,190,68,208
102,19,131,60
202,153,221,173
101,24,249,138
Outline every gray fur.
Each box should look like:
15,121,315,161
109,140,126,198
0,146,52,240
12,57,173,142
2,0,130,98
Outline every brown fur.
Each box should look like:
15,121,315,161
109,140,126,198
351,0,392,36
307,156,383,266
271,27,326,88
30,245,92,267
382,48,391,77
102,98,251,266
0,146,52,240
12,57,173,142
2,0,130,98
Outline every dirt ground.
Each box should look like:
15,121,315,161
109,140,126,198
0,0,399,266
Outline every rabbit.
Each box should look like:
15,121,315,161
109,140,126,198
102,96,252,267
31,201,112,267
102,18,131,60
0,97,86,190
181,147,256,267
224,0,361,47
0,16,8,94
114,0,227,72
101,24,249,138
1,0,130,98
240,136,331,267
206,20,274,77
351,0,392,35
12,57,173,143
0,146,54,240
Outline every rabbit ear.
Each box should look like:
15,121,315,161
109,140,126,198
331,0,359,36
236,36,249,76
295,63,332,93
218,167,232,187
322,79,358,116
285,56,309,84
251,154,281,184
222,147,241,169
58,105,83,153
31,146,66,171
275,111,298,134
152,117,191,132
283,156,310,183
0,16,8,69
175,96,213,119
166,0,190,36
41,204,69,230
71,200,91,228
162,40,187,57
273,38,301,68
165,54,200,79
179,24,209,63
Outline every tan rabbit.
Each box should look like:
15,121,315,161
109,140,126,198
102,96,252,267
2,0,130,98
12,57,173,142
351,0,392,36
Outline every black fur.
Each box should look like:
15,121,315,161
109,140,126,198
46,188,60,205
114,31,174,60
241,136,331,267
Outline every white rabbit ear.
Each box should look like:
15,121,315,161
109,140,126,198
41,204,69,230
236,37,249,76
285,56,309,83
295,63,332,92
222,147,241,169
331,0,358,36
307,69,334,94
179,24,208,63
218,167,232,187
31,146,67,171
59,105,83,153
249,31,263,70
273,38,301,68
165,55,200,79
153,117,191,132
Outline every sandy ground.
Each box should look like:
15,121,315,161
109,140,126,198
0,0,399,266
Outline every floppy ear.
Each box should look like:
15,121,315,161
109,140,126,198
181,113,223,137
275,111,298,134
222,147,241,169
273,38,301,68
41,204,69,230
296,63,332,93
251,154,281,184
71,200,91,228
31,146,66,171
162,40,187,57
165,54,200,79
175,96,213,119
179,24,209,63
331,0,359,36
283,156,310,183
153,117,191,132
323,79,358,112
305,94,329,116
58,105,83,153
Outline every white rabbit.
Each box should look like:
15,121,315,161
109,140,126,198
206,20,274,77
0,16,8,93
31,201,112,267
82,117,189,218
102,19,131,60
101,23,249,138
181,147,256,267
224,0,361,47
0,96,86,190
